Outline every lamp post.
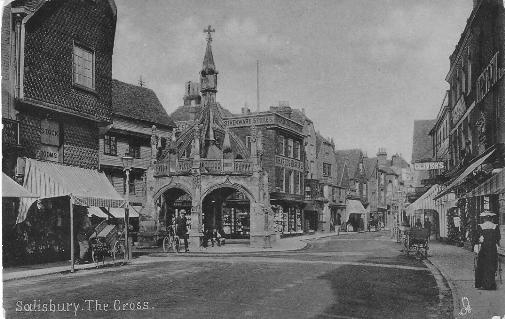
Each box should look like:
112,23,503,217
121,153,134,261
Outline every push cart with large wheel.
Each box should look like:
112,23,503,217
89,220,126,267
403,228,430,259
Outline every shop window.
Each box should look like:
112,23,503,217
73,44,95,90
293,140,300,160
285,169,292,194
104,135,117,156
294,171,300,194
275,167,284,192
323,163,331,177
277,135,285,156
285,138,293,158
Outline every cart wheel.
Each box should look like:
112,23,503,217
113,240,126,262
173,236,181,253
162,236,171,253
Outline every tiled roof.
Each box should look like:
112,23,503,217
411,119,436,163
112,79,174,128
363,157,378,179
335,149,363,186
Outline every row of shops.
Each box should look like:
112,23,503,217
406,156,505,247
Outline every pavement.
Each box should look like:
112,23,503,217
2,231,349,282
425,241,505,319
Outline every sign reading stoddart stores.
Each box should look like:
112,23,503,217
476,51,505,104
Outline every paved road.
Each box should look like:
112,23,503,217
3,232,452,319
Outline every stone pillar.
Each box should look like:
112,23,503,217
138,166,157,247
188,174,202,250
250,172,275,247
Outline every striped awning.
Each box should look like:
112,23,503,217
465,169,505,198
2,173,38,198
435,149,495,200
18,159,125,223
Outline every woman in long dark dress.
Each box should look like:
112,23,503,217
475,211,501,290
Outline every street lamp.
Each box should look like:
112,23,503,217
121,153,134,261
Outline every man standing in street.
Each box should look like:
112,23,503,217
175,211,189,252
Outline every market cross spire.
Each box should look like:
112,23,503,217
204,25,215,41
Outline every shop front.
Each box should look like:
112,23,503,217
303,202,321,233
12,158,125,271
272,201,304,236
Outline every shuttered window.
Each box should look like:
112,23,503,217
73,44,94,89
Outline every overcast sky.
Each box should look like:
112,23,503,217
112,0,473,162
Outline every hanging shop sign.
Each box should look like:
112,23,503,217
414,162,445,171
40,119,61,146
476,51,505,104
37,145,60,162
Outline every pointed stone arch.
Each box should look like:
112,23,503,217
153,182,194,203
201,182,256,204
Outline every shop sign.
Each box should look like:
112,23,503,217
414,162,445,171
275,155,304,171
224,114,302,133
40,119,60,146
476,51,504,104
451,96,466,126
223,115,275,128
37,145,60,162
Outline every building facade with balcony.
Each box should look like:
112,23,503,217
98,80,175,207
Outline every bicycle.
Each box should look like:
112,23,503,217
162,226,181,253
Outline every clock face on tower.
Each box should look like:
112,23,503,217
201,74,217,90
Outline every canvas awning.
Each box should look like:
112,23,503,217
18,158,125,223
407,184,442,215
434,149,495,200
106,207,140,218
87,206,110,218
465,168,505,198
2,173,38,198
346,200,366,221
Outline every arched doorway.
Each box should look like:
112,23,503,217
202,187,250,239
157,188,192,232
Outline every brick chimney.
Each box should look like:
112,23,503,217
377,148,387,167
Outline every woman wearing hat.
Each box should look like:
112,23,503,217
474,210,501,290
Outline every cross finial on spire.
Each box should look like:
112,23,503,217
204,25,215,41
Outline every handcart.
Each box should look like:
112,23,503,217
403,228,430,259
89,220,126,267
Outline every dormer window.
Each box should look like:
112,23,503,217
73,44,95,90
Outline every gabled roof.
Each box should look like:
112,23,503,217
411,119,436,163
363,157,378,179
112,79,174,128
335,149,363,186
